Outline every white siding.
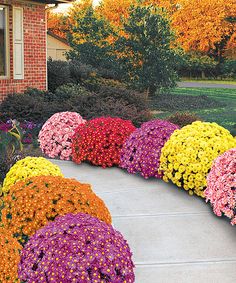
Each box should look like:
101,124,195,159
13,7,24,79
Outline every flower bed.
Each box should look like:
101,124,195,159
120,119,179,178
160,121,236,197
72,117,136,168
1,175,111,243
0,119,41,144
205,148,236,225
39,112,86,160
18,213,135,282
2,157,63,194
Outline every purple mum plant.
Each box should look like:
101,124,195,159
120,119,179,179
18,213,135,283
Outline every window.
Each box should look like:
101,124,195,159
0,6,8,77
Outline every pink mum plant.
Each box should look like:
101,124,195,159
205,148,236,225
39,112,86,160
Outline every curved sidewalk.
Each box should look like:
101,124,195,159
51,160,236,283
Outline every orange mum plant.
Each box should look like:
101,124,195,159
1,176,111,243
0,227,22,282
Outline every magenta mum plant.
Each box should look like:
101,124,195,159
39,112,86,160
18,213,135,283
120,119,179,179
205,148,236,225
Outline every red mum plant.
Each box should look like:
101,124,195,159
205,148,236,225
18,213,135,283
72,117,136,168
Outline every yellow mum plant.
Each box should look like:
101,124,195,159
159,121,236,197
2,157,63,194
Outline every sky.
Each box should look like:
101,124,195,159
53,0,101,13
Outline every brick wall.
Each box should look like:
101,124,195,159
0,0,47,101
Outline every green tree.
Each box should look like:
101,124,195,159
114,5,178,95
67,5,117,72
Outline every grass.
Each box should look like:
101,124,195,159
181,79,236,85
151,87,236,135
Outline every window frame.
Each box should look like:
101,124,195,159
0,5,9,79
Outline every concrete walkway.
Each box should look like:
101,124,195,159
178,81,236,89
51,160,236,283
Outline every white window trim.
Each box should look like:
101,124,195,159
13,6,24,80
0,5,10,79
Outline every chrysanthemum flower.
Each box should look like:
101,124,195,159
120,119,179,178
39,112,86,160
0,227,22,283
18,213,135,283
2,157,63,194
1,176,111,243
72,117,136,168
205,148,236,225
160,121,236,197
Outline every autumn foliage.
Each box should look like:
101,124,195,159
172,0,236,58
97,0,236,58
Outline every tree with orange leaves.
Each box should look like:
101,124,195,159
97,0,178,27
172,0,236,61
47,11,70,39
97,0,236,61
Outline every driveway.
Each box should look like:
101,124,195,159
178,82,236,89
51,160,236,283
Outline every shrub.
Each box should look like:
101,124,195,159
166,112,203,128
72,117,136,168
87,84,149,113
1,176,112,243
159,121,236,197
220,60,236,79
0,84,151,127
0,227,22,283
120,119,179,178
176,53,218,78
69,84,152,126
69,60,97,83
18,213,135,282
205,148,236,225
54,83,91,101
0,92,46,122
39,112,86,160
2,156,63,194
47,59,72,92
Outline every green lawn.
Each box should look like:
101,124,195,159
182,79,236,85
152,87,236,135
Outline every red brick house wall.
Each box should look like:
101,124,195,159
0,0,46,101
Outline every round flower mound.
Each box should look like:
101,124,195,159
72,117,136,168
1,176,112,243
18,213,135,283
160,121,236,197
2,156,63,194
0,227,22,283
120,119,179,178
39,111,86,160
205,148,236,225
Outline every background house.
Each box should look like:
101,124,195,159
0,0,72,101
47,30,71,61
